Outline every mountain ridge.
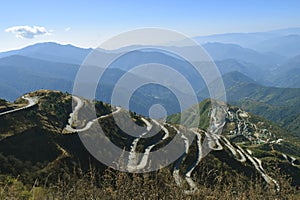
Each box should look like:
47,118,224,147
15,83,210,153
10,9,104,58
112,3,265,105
0,42,92,64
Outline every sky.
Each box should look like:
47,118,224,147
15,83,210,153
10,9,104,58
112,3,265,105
1,0,300,51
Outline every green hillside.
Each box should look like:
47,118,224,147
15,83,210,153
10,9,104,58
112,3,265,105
0,90,300,199
204,71,300,137
168,98,300,183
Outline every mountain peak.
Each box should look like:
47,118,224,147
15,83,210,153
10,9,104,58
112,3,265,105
21,41,92,51
0,42,92,65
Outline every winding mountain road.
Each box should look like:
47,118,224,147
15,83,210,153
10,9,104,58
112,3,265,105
134,120,170,170
127,118,153,172
62,95,281,192
64,96,121,132
0,96,38,116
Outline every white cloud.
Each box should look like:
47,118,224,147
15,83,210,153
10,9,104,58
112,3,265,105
65,27,71,32
5,25,50,39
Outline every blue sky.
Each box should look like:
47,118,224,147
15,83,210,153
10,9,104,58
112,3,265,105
1,0,300,51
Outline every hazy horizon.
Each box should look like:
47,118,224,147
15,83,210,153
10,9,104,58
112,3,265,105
0,26,300,53
1,0,300,51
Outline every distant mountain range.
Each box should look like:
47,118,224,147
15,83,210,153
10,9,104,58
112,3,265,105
0,40,298,98
268,55,300,87
202,42,285,66
1,30,299,90
195,27,300,57
0,28,299,136
0,55,77,100
195,27,300,45
0,38,299,90
0,42,92,64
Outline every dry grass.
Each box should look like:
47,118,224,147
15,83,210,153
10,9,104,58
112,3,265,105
0,167,299,200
